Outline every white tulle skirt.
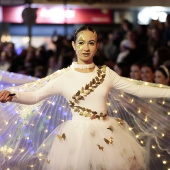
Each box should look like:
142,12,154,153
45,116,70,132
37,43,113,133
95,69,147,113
42,115,146,170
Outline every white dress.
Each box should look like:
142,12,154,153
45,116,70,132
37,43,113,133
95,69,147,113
5,65,170,170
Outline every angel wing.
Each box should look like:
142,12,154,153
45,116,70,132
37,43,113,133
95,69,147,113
107,77,170,169
0,69,72,169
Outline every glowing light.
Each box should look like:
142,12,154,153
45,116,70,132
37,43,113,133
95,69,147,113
130,98,134,103
137,108,141,114
1,34,11,42
162,101,165,105
38,153,43,157
157,154,161,158
128,127,133,131
140,140,144,144
136,134,139,138
163,160,167,164
20,148,25,152
138,7,168,24
154,126,157,130
152,145,156,149
5,121,8,125
44,129,48,133
149,100,153,103
8,156,12,159
113,109,118,113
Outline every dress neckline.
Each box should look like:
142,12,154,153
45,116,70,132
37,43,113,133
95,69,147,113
70,65,97,74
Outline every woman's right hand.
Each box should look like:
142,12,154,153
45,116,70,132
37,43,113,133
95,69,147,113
0,90,14,103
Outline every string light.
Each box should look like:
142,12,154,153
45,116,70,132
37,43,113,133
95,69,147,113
163,160,167,164
157,154,161,158
137,108,141,114
152,145,156,149
113,109,118,113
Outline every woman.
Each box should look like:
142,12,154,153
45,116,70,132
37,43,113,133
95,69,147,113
141,63,155,83
154,65,170,85
130,63,141,80
0,26,170,170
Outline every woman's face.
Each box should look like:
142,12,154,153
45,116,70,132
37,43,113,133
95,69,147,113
154,70,169,85
130,65,141,80
72,30,98,64
141,66,154,82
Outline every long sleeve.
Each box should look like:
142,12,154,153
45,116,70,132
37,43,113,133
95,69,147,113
11,74,64,105
108,68,170,98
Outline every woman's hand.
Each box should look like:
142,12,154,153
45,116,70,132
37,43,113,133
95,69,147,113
0,90,14,103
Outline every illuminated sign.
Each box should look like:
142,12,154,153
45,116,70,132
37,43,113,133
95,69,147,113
2,6,112,24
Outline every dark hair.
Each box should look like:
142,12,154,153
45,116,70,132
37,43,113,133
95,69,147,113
141,63,155,73
74,25,98,42
131,62,142,69
115,62,130,77
155,47,170,67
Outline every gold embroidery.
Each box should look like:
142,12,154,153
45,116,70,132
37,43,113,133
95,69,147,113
46,159,50,164
104,137,113,144
69,66,107,119
71,66,106,104
97,144,104,151
116,118,124,126
107,125,114,132
57,133,66,141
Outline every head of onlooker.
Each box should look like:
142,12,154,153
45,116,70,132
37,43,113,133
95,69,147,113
152,47,170,69
130,62,142,80
141,63,155,83
114,62,130,78
154,65,170,85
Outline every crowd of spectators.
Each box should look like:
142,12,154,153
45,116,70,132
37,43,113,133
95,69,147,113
1,14,170,86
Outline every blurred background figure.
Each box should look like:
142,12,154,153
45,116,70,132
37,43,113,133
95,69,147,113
152,47,170,69
47,55,61,75
113,62,130,77
130,62,142,80
141,63,155,83
154,65,170,85
0,51,11,71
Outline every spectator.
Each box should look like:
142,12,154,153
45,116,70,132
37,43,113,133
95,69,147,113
0,51,11,71
152,47,170,69
154,65,170,85
113,62,130,77
130,62,142,80
141,63,155,83
47,56,61,75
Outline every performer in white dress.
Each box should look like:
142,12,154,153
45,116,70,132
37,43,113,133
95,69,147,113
0,26,170,170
